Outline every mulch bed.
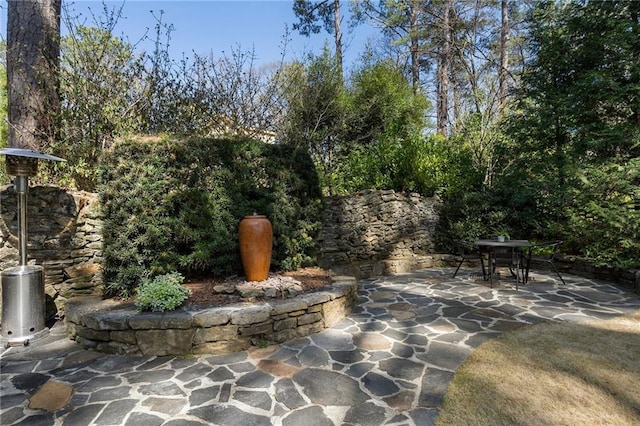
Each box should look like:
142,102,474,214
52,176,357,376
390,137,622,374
182,266,333,308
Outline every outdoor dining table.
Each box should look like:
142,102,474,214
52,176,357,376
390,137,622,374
474,239,532,288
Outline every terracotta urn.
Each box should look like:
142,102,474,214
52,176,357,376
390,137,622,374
238,214,273,281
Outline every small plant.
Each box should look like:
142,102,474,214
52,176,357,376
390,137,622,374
134,272,190,312
493,227,510,241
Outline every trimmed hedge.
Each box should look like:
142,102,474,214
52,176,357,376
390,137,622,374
98,135,323,298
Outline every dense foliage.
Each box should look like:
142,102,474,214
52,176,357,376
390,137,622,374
3,0,639,275
282,53,435,195
99,136,322,298
565,160,640,267
435,0,640,269
281,49,346,194
339,60,433,194
505,0,640,266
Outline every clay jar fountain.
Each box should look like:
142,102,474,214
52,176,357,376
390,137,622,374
238,214,273,281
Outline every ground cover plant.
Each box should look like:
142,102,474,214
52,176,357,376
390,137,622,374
134,271,189,312
436,309,640,425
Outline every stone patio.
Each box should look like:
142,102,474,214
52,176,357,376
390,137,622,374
1,267,639,425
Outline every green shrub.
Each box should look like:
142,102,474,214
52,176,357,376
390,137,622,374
335,134,446,196
565,159,640,268
134,272,189,312
98,135,323,298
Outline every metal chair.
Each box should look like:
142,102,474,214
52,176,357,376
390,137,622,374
452,240,486,279
522,241,566,285
488,245,525,289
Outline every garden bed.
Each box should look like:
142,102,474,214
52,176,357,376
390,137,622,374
181,267,334,307
64,270,357,356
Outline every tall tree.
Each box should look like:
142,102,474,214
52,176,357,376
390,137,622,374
281,49,345,194
57,25,144,189
351,0,425,93
436,0,452,135
293,0,344,78
498,0,509,111
7,0,61,150
352,0,457,132
505,0,640,266
514,0,640,163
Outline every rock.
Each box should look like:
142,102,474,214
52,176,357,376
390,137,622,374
28,381,74,411
64,262,101,279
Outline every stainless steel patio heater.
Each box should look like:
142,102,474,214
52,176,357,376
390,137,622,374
0,148,65,346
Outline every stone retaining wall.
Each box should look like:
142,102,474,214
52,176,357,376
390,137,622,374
64,277,358,356
317,189,440,271
0,186,103,317
1,185,637,326
330,255,452,280
556,257,640,292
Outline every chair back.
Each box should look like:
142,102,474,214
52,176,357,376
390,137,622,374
491,246,521,267
522,240,566,285
455,240,476,256
529,241,563,261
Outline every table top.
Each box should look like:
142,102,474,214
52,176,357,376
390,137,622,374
475,239,531,247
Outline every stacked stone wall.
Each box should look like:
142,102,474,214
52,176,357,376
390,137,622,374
1,185,637,328
64,277,357,356
556,257,640,292
317,189,447,278
0,185,103,317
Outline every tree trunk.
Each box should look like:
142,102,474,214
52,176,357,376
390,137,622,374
410,4,420,94
7,0,61,150
498,0,509,112
451,67,461,132
333,0,343,79
437,0,451,136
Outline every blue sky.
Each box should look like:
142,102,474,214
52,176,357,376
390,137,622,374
1,0,378,69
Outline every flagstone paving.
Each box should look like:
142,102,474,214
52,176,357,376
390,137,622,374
2,267,639,425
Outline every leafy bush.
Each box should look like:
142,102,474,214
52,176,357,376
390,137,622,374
335,134,456,196
134,272,189,312
565,159,640,268
436,144,640,269
98,135,323,298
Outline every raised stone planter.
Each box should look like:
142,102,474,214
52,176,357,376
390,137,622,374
64,276,358,356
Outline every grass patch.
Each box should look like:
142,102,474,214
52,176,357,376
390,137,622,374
437,309,640,425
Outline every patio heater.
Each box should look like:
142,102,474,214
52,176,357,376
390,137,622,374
0,148,65,346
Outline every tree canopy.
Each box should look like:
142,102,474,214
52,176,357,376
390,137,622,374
2,0,639,268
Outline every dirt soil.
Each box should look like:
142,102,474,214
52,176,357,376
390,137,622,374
182,266,333,308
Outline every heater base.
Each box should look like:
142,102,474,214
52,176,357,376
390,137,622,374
1,265,47,344
1,327,49,348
